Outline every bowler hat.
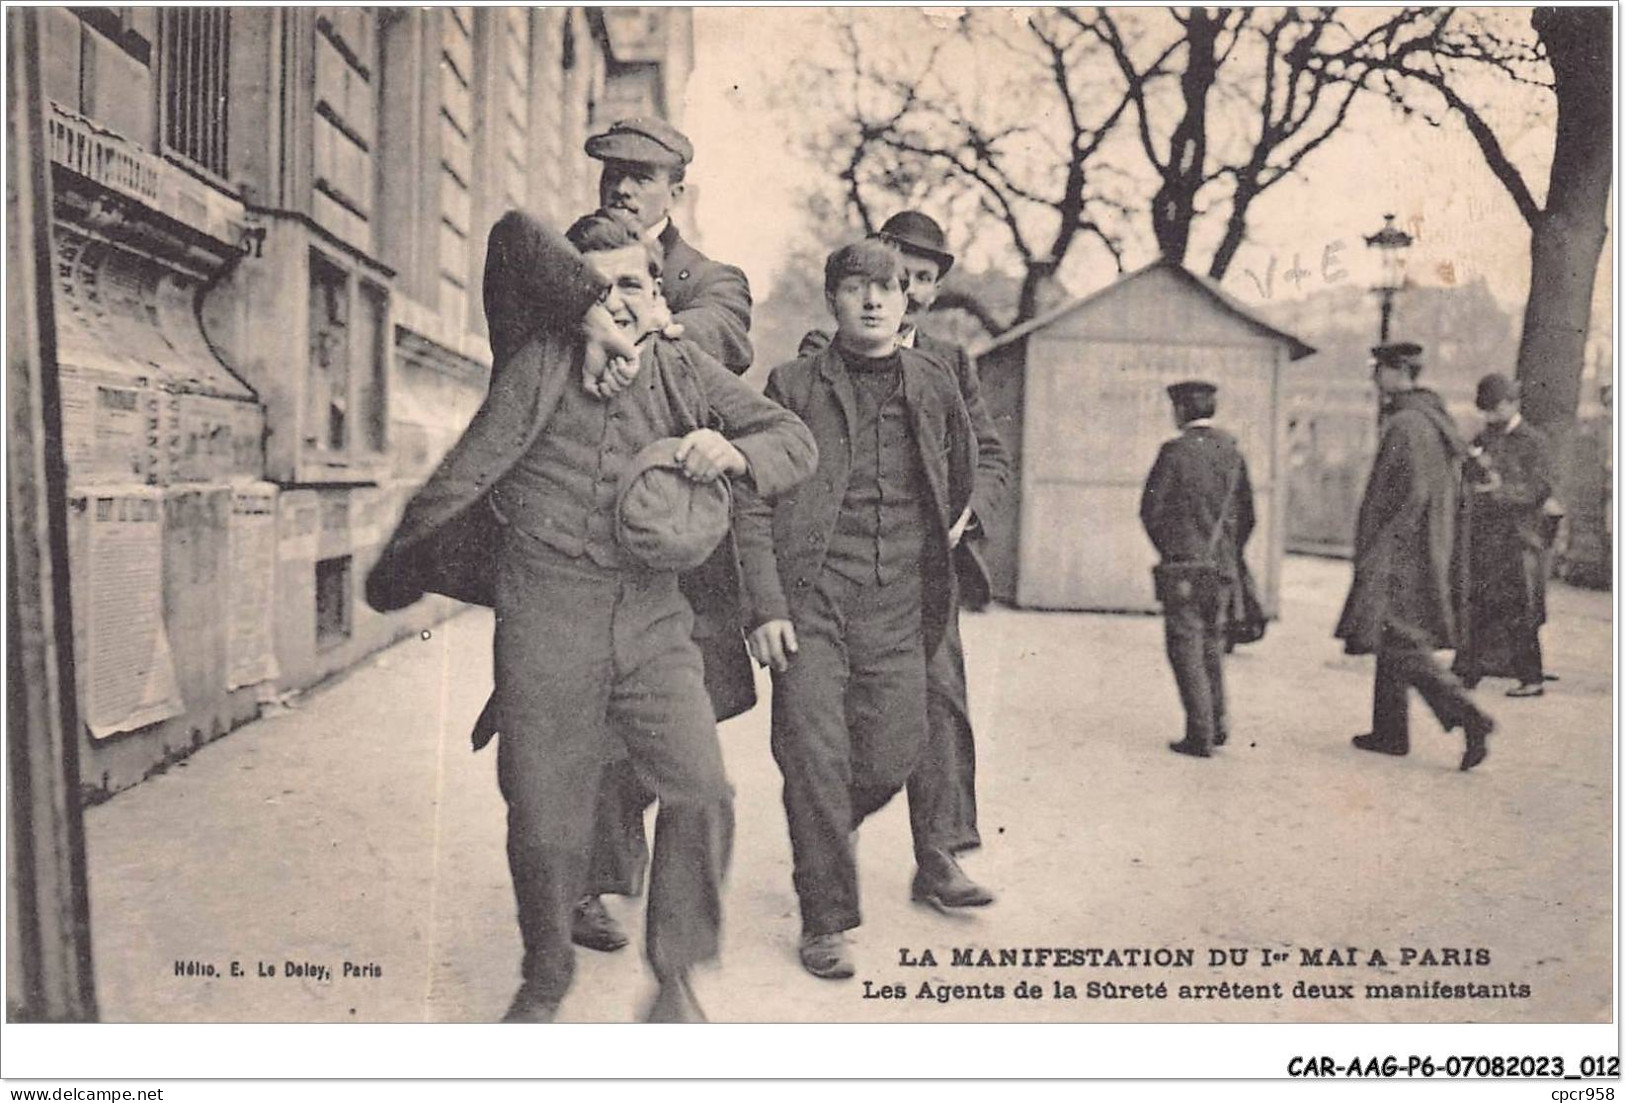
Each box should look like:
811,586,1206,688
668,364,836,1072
617,437,732,572
878,211,954,275
1475,372,1520,411
1371,341,1425,372
1166,380,1218,403
585,117,694,169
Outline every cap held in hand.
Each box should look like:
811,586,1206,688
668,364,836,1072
616,437,732,572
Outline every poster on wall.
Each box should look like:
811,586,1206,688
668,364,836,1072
75,485,184,738
226,482,281,691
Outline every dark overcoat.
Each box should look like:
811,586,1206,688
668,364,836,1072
1139,425,1256,573
656,221,759,716
734,345,976,658
659,222,754,374
1334,389,1471,655
1455,418,1554,678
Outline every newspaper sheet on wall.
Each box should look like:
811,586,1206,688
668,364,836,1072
226,481,281,690
76,485,183,738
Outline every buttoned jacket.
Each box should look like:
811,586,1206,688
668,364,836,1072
735,345,975,657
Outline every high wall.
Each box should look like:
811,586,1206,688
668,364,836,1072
34,7,695,799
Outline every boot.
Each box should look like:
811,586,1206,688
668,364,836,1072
911,848,995,908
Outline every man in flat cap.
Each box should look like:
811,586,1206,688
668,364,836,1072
1140,380,1255,757
367,210,815,1022
1453,372,1556,696
570,115,765,955
796,211,1010,907
1336,343,1496,770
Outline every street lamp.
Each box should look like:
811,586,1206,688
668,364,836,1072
1363,213,1413,343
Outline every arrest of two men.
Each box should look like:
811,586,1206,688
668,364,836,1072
364,114,1557,1024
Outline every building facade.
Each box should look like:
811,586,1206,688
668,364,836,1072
35,6,694,797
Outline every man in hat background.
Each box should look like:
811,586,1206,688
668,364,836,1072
1453,373,1556,696
800,210,1011,909
737,239,975,979
567,115,766,955
367,210,815,1021
1335,342,1496,771
586,116,753,373
1139,380,1256,757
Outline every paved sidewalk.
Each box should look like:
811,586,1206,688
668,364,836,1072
84,556,1613,1023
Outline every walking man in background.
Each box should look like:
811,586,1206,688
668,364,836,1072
1336,343,1496,771
1140,380,1255,758
1453,372,1556,697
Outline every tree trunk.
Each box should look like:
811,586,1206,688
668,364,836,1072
1516,7,1612,431
1151,11,1222,263
1016,259,1062,324
1515,7,1611,532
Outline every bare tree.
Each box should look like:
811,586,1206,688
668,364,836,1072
1073,7,1417,280
799,7,1403,325
1351,6,1611,464
795,9,1135,324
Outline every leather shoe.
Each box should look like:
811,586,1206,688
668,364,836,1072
501,982,560,1023
1168,739,1211,758
1506,682,1544,698
1351,732,1408,756
1213,728,1229,747
912,850,995,909
572,895,629,953
799,932,855,980
1460,715,1494,772
643,972,706,1023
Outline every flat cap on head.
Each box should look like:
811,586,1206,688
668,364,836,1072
585,116,694,168
1166,379,1218,403
878,210,954,275
1475,372,1520,411
1371,341,1425,370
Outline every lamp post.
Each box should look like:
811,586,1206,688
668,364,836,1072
1363,213,1414,343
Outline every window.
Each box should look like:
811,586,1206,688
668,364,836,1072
306,249,389,467
160,8,230,179
314,556,353,649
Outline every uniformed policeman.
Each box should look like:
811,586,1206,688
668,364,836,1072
1140,381,1256,757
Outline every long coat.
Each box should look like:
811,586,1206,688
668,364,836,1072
1335,388,1471,655
1456,417,1553,675
655,221,760,716
1139,425,1256,573
734,345,976,658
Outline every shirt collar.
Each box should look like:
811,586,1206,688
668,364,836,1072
644,217,671,243
1505,412,1523,433
1183,418,1214,429
898,324,918,349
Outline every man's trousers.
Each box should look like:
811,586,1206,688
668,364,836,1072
584,603,981,896
908,609,980,858
493,528,733,1002
770,569,929,937
1372,626,1491,750
1163,590,1228,748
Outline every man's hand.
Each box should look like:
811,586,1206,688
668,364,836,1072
948,506,973,549
675,428,747,483
580,304,641,399
747,619,799,671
